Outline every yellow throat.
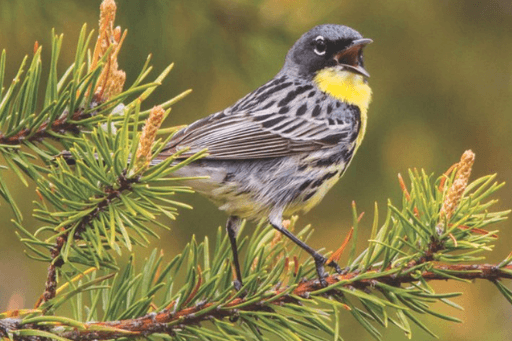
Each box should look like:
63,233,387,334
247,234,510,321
313,67,372,147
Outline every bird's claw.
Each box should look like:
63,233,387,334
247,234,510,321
326,260,343,274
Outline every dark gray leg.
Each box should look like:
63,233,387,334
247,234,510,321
269,214,341,285
226,216,243,291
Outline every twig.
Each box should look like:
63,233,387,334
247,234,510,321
38,105,165,305
0,105,98,146
37,172,139,306
14,263,511,340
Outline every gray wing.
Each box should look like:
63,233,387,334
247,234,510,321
158,102,360,160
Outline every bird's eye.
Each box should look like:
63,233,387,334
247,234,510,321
314,36,326,56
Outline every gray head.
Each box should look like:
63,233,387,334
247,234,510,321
282,24,372,80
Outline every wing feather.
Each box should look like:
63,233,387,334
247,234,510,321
158,109,357,160
158,79,359,160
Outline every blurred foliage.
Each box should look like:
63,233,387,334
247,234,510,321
0,0,511,340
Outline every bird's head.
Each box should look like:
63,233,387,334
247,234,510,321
283,24,372,80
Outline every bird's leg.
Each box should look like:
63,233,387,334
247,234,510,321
226,216,244,291
269,214,329,286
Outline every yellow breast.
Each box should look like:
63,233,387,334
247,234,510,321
313,68,372,148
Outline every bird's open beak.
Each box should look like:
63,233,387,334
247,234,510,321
334,38,372,77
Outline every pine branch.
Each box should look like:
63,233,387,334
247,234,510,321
0,103,98,146
0,0,179,220
0,0,191,308
40,264,512,341
34,105,194,308
39,171,140,306
37,104,172,306
2,261,512,340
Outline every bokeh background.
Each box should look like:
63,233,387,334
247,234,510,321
1,0,511,340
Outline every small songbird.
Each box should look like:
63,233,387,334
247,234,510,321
155,24,372,288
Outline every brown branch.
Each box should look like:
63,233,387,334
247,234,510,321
37,172,139,307
19,263,512,341
0,105,97,146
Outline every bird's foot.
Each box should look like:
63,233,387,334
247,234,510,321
314,255,346,287
314,256,329,287
232,279,248,298
233,279,243,292
326,259,344,274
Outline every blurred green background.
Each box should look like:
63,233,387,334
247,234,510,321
1,0,511,340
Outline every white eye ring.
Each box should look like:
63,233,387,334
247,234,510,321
314,36,326,56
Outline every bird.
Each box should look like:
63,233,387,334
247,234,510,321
155,24,372,289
